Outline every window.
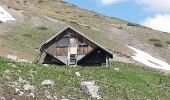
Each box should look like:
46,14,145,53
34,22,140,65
78,37,83,45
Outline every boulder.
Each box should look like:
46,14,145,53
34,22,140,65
23,84,35,93
81,81,101,99
114,67,120,71
75,72,81,77
41,80,54,86
43,64,49,67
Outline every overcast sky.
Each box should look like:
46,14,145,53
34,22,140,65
64,0,170,33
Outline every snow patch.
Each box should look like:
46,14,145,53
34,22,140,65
0,7,15,22
127,46,170,70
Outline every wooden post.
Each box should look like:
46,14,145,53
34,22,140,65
106,54,109,67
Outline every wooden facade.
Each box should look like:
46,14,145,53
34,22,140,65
38,27,113,66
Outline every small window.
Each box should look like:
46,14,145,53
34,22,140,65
56,37,69,47
78,37,83,45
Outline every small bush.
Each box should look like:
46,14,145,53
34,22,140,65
37,26,48,30
14,8,19,11
85,25,92,29
149,38,161,42
22,34,32,38
56,11,60,13
15,1,20,3
23,1,27,3
58,1,67,4
94,14,99,17
66,11,71,13
37,0,46,3
0,21,2,23
7,6,11,9
153,43,163,47
70,21,79,25
78,15,83,17
127,22,139,26
118,26,123,29
166,41,170,44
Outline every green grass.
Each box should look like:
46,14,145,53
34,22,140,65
1,57,170,99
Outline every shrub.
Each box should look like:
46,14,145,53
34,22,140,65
166,41,170,44
118,26,123,29
149,38,161,42
85,25,92,29
0,21,2,23
23,1,27,3
66,11,71,13
37,26,48,30
22,34,32,38
78,15,83,17
14,8,19,11
15,1,20,3
56,11,60,13
70,21,79,25
153,43,163,47
127,22,139,26
94,14,99,17
37,0,46,3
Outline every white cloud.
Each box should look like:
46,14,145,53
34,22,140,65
100,0,126,5
141,14,170,33
134,0,170,13
101,0,170,13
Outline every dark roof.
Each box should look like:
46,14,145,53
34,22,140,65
40,26,113,58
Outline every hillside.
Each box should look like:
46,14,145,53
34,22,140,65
1,57,170,99
0,0,170,66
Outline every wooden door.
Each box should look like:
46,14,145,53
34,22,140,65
70,38,77,47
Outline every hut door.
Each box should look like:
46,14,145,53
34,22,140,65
68,38,77,65
70,38,77,47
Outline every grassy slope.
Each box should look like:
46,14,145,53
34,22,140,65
1,57,170,99
0,0,170,63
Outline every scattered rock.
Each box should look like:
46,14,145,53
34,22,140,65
44,91,55,100
11,81,19,87
75,72,81,77
81,81,101,99
29,69,37,74
114,68,120,71
53,96,58,100
43,64,49,67
0,96,5,100
4,69,11,74
23,84,35,93
5,75,11,80
16,58,32,63
7,55,17,60
15,88,20,94
61,96,69,100
18,70,22,73
41,80,54,86
7,55,32,63
29,93,35,98
11,64,17,68
18,77,28,84
3,69,11,80
19,91,24,96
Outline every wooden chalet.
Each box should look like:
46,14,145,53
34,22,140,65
37,27,113,66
